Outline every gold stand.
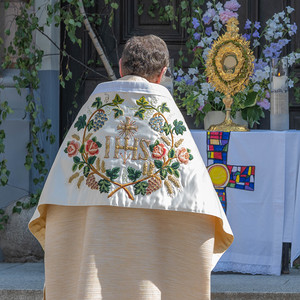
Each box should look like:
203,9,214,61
208,95,249,132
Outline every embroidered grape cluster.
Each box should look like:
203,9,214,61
86,174,99,190
93,110,108,131
149,116,164,133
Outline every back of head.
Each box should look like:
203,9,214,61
121,35,169,81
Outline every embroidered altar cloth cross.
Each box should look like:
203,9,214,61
206,131,255,213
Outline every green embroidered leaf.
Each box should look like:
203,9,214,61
92,137,97,142
171,162,180,169
154,140,159,146
106,167,120,181
127,167,142,182
79,145,85,153
168,148,175,158
172,120,186,135
187,148,191,153
134,108,146,120
160,168,168,179
73,156,80,164
113,108,124,118
160,102,170,113
72,164,78,172
92,97,102,109
96,141,102,148
136,96,149,107
88,156,96,165
189,154,194,160
174,169,180,178
149,144,155,152
83,166,90,177
167,166,174,174
134,181,148,195
154,160,163,169
74,115,87,131
64,147,68,153
163,123,172,135
112,94,124,105
87,120,94,131
78,163,84,170
98,179,111,193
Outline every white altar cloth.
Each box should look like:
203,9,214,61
191,130,300,275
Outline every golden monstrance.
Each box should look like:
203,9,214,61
206,18,255,131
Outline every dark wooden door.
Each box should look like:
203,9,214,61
60,0,300,140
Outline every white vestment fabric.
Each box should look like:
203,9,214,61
29,76,233,299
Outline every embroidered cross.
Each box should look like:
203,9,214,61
117,116,138,138
207,131,255,213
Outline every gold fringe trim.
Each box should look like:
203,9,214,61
68,172,79,183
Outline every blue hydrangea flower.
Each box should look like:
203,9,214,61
244,19,251,30
263,47,273,58
205,27,213,36
254,59,268,71
203,15,211,25
278,39,290,47
289,23,297,36
192,18,200,29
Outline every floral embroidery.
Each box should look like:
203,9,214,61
65,93,193,200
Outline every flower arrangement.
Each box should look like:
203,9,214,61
174,0,300,127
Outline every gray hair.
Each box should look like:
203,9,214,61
121,35,169,80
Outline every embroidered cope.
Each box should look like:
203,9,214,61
29,76,233,268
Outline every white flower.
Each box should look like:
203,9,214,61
206,1,213,8
288,79,294,88
202,37,213,45
177,69,184,76
197,94,206,106
184,74,191,81
197,41,205,48
252,69,269,83
278,11,285,19
274,31,283,39
192,76,199,83
287,53,296,66
213,22,222,31
284,17,290,24
203,48,210,61
214,97,221,104
200,82,211,95
287,6,294,14
211,31,219,40
188,67,199,75
213,15,220,22
216,2,223,11
253,84,261,92
253,40,260,48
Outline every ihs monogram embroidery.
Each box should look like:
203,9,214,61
64,94,193,200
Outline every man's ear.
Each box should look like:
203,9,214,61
119,59,123,77
156,66,167,84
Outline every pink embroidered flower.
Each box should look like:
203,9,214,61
85,139,99,156
224,0,241,12
177,147,190,165
219,9,238,24
152,143,167,160
67,140,80,157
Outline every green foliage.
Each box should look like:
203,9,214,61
127,167,142,182
106,167,120,181
98,179,111,193
133,181,148,196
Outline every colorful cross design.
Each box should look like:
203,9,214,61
207,131,255,213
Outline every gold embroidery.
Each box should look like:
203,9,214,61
101,161,106,173
72,134,80,141
175,139,184,148
84,133,93,143
161,135,171,146
114,137,138,160
138,139,150,160
165,179,174,195
77,176,84,188
96,158,101,171
69,172,79,183
117,116,137,138
148,161,155,176
143,162,148,175
104,136,111,158
168,175,181,188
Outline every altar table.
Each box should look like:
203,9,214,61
191,130,300,275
